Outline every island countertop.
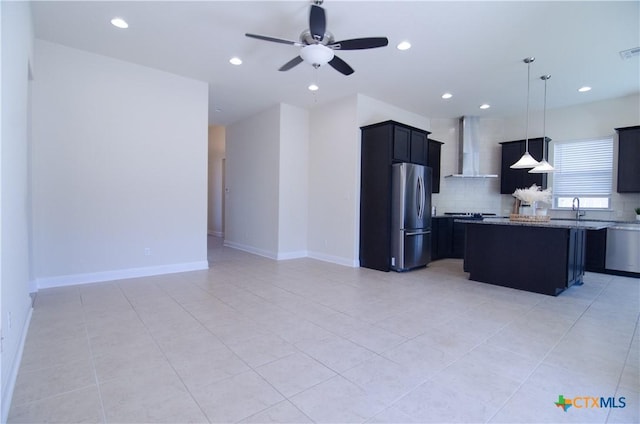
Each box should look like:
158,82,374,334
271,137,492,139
458,217,617,230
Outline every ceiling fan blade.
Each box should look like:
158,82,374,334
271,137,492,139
279,56,304,71
328,55,354,76
245,33,301,46
328,37,389,50
309,5,326,41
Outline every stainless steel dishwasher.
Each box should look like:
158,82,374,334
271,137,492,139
606,225,640,273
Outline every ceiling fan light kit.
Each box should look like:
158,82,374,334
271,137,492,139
245,3,388,76
300,44,334,67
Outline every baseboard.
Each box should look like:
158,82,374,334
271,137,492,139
35,261,210,290
207,230,224,237
307,250,358,268
222,241,357,267
223,240,277,260
1,305,32,424
277,250,308,260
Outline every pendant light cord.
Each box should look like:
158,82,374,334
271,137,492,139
525,59,531,153
539,74,551,161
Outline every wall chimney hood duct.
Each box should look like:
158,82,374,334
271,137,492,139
445,116,498,178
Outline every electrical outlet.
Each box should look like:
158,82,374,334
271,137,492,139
144,248,151,256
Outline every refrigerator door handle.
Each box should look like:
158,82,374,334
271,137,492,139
416,176,424,219
418,176,425,219
405,230,431,236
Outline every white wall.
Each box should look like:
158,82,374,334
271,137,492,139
225,103,309,260
278,104,309,259
31,40,209,288
308,96,359,266
357,94,430,130
208,125,225,237
1,2,35,420
225,105,280,258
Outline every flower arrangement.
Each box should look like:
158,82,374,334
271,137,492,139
512,184,552,205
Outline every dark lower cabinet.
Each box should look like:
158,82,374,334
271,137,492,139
464,223,586,296
451,221,466,259
431,217,469,260
567,228,586,287
585,228,607,272
431,217,453,260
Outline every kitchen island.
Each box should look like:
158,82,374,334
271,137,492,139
463,218,610,296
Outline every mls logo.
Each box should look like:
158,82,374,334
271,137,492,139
555,395,572,412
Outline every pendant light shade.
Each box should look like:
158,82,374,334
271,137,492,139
530,74,555,174
511,57,540,169
529,158,554,173
512,151,541,168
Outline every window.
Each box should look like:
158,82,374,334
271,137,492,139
553,137,613,209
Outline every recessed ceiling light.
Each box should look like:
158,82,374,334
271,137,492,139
441,93,453,99
479,104,491,109
308,83,319,91
229,57,242,66
578,86,592,92
397,41,411,51
110,17,128,29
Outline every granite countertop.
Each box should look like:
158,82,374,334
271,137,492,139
459,217,616,230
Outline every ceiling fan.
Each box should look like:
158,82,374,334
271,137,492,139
245,1,389,76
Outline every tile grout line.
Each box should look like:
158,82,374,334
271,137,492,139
483,275,611,423
162,277,340,424
80,294,108,424
605,312,639,424
114,281,215,423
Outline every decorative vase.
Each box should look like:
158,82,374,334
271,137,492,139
536,207,548,216
519,204,533,216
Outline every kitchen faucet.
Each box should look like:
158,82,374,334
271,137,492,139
572,197,582,220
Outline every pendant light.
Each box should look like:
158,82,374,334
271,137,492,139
511,57,541,169
529,74,555,173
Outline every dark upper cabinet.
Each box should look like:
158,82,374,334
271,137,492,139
378,121,429,165
409,130,428,165
615,126,640,193
428,138,444,193
359,121,431,271
393,125,411,162
500,137,549,194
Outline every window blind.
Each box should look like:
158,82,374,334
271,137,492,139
553,137,613,197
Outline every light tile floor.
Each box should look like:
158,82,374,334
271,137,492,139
8,236,639,423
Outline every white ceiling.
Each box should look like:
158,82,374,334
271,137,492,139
31,1,640,126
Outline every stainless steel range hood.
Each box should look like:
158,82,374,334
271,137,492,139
445,116,498,178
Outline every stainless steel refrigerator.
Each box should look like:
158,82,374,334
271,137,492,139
390,163,432,271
